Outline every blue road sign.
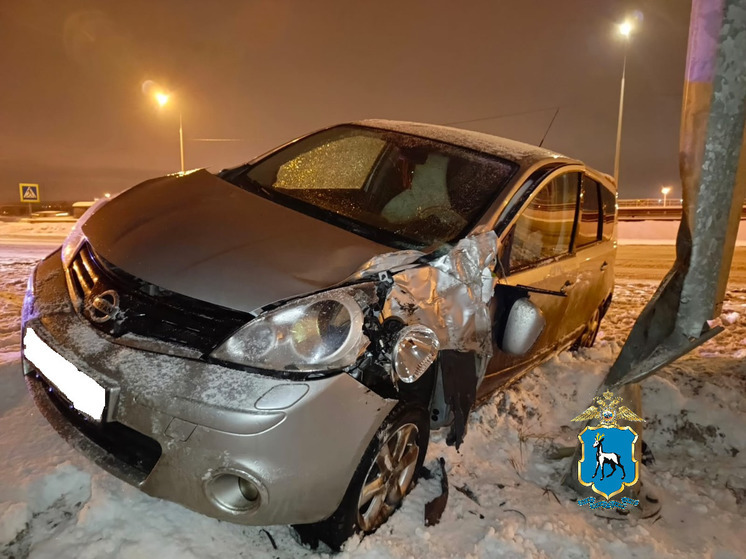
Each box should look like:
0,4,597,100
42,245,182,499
19,183,40,203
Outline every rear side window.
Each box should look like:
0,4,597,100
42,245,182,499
575,175,601,248
600,183,616,240
509,172,580,271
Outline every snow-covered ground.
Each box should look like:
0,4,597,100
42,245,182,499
0,221,73,243
1,228,745,558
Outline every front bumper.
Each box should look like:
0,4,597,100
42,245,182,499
21,250,396,525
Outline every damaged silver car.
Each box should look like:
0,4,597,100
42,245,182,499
21,120,616,549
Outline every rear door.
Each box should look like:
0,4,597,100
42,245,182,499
570,174,615,338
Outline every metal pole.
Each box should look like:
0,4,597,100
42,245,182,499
179,111,185,174
613,43,628,185
677,0,746,333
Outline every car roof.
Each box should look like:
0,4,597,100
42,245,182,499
355,119,578,169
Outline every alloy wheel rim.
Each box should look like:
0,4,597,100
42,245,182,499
581,308,601,346
357,422,420,532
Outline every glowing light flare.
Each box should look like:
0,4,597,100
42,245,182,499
155,92,170,107
661,186,672,207
619,21,633,37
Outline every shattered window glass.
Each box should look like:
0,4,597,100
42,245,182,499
274,136,385,190
230,126,518,249
509,172,580,271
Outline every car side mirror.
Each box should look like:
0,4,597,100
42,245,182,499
501,297,545,355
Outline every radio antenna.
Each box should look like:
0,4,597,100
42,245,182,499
539,107,560,148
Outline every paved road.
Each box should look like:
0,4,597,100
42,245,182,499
0,239,61,260
616,245,746,285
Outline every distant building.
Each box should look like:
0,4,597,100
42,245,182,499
72,201,95,218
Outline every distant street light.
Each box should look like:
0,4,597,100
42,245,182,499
613,19,634,186
661,186,672,207
153,91,185,174
155,92,169,107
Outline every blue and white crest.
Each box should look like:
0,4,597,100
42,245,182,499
578,426,638,499
572,390,644,500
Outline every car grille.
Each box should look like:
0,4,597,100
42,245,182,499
67,243,251,354
31,371,162,480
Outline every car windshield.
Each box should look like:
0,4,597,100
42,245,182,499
220,125,517,250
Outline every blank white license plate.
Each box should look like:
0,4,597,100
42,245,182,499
24,327,106,421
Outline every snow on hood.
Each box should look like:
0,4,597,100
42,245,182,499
80,170,392,312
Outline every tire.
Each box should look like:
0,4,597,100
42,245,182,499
572,305,602,350
292,403,430,551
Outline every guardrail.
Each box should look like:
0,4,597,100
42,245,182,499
617,204,746,221
617,198,684,208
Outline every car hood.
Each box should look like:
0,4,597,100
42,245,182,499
81,170,392,312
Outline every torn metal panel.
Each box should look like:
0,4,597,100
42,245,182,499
382,231,498,374
357,232,499,446
375,232,498,447
350,249,426,280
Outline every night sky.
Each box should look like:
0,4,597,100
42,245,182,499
1,0,691,204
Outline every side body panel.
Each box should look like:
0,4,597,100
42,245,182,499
478,164,616,399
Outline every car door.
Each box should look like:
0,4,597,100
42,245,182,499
570,173,615,339
481,170,582,394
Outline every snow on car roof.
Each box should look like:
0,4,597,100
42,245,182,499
356,119,573,167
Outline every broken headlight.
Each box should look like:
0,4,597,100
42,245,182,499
211,284,375,372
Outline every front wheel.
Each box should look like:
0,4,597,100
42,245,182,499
293,404,430,551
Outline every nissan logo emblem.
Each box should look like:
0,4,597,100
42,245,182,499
87,290,121,323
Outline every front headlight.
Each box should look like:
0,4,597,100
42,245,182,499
211,284,376,372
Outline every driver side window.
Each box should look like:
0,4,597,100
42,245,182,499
508,172,580,272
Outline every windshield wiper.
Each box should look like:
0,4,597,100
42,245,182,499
221,172,277,201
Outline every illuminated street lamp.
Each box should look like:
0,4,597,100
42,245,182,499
154,91,185,174
155,92,169,107
613,19,634,186
661,186,672,207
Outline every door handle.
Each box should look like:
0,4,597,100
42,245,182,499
600,261,608,271
560,280,573,294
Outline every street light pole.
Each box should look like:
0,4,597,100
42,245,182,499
661,186,671,207
154,91,185,174
179,111,185,174
613,22,632,186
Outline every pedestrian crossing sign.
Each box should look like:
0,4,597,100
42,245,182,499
19,183,40,203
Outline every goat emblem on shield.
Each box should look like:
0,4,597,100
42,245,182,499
573,391,645,499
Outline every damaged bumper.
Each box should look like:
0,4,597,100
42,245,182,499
21,250,395,525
